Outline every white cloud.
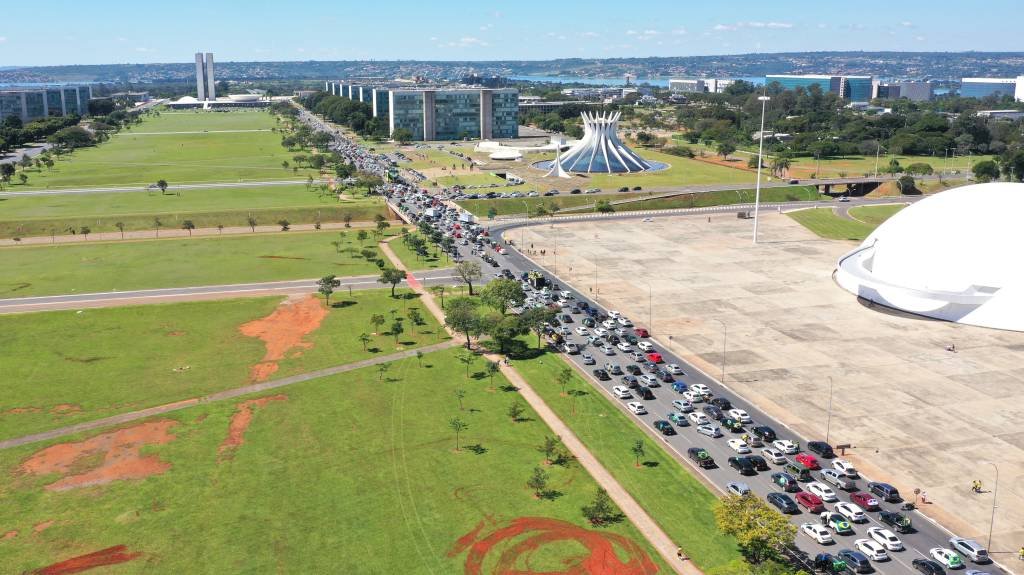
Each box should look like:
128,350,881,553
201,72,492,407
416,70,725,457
714,21,793,32
626,29,638,35
134,47,153,53
627,29,660,40
429,36,438,41
901,21,914,27
817,23,828,29
479,23,493,31
713,24,737,31
914,35,926,41
440,36,490,48
671,27,687,36
0,37,6,44
581,31,600,38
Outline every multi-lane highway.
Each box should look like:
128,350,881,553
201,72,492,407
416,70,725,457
394,194,1008,575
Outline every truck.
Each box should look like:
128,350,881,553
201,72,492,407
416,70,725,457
423,208,438,219
527,271,548,290
459,211,475,224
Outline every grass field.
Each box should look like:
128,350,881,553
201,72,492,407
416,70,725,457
388,232,447,271
783,154,989,179
457,192,650,217
0,230,391,298
847,204,906,227
787,207,875,240
0,347,668,574
9,110,315,190
512,347,741,571
0,290,445,440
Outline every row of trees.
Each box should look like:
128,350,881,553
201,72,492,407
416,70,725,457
299,92,389,140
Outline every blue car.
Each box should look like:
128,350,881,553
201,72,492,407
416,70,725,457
672,381,688,393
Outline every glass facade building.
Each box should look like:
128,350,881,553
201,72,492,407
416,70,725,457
433,91,481,140
767,74,874,102
489,90,519,139
383,88,519,141
0,85,91,123
24,92,46,120
842,76,873,102
388,91,426,140
959,78,1018,99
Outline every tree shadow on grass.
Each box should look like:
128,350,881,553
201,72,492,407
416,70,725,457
568,389,589,398
367,347,382,354
642,461,660,468
499,384,520,393
399,292,421,301
331,300,357,308
464,444,488,455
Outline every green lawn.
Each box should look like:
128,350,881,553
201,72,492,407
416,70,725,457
12,110,316,190
0,290,446,440
432,173,506,187
608,185,823,212
388,232,448,271
458,192,650,217
0,347,667,574
787,207,876,241
512,347,741,571
0,230,390,298
847,204,905,227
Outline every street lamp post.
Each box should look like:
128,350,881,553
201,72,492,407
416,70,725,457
985,462,999,550
825,376,834,444
752,91,771,244
520,200,529,248
710,319,727,383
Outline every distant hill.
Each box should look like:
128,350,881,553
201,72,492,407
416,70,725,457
2,52,1022,84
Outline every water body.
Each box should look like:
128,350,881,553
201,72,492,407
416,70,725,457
511,75,765,87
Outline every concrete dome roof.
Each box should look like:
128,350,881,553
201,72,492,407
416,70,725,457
835,182,1024,331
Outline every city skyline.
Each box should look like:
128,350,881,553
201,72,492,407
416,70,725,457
2,0,1024,66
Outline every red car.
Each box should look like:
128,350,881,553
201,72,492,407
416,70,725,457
646,352,663,364
795,491,826,513
850,491,880,511
634,328,650,338
794,453,820,470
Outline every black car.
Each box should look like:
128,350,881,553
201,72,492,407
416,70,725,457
879,510,913,533
593,369,610,381
728,456,756,476
618,186,629,192
710,397,733,410
766,492,798,514
653,420,676,436
912,559,945,575
623,334,639,344
642,361,658,372
658,371,675,383
621,375,639,388
582,317,596,327
747,455,770,472
808,441,836,459
868,482,901,503
687,447,715,469
702,405,724,420
771,472,800,493
570,188,582,194
625,364,642,375
559,314,573,323
636,386,655,400
837,550,873,574
751,425,777,442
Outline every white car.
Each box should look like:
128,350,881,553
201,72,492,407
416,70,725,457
834,502,867,523
626,402,647,415
690,383,711,396
761,447,787,464
806,482,839,502
671,399,694,413
593,327,608,337
682,390,705,403
600,345,615,356
727,439,751,454
612,386,632,399
581,353,595,365
616,342,632,352
727,408,752,423
833,459,859,478
617,317,633,327
608,310,621,318
727,482,751,496
628,351,646,362
801,522,834,545
855,538,890,561
688,412,710,425
575,326,589,336
602,319,618,329
639,374,658,387
637,341,655,352
773,439,799,454
930,548,964,569
696,424,722,438
556,326,571,336
614,327,628,336
666,364,685,375
866,527,903,551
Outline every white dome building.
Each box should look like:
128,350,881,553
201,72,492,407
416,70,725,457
835,182,1024,331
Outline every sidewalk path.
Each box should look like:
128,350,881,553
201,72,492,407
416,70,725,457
0,340,456,451
379,234,695,575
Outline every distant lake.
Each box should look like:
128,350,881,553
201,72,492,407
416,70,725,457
511,75,765,87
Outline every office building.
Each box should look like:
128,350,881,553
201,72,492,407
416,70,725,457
387,88,518,141
766,74,874,102
960,77,1024,101
372,88,390,119
976,109,1024,121
872,81,932,102
0,85,93,123
195,52,215,101
669,78,735,94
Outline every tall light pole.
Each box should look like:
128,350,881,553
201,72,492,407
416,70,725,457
710,319,727,383
825,376,834,444
752,91,770,244
520,200,529,248
642,282,653,332
985,462,999,550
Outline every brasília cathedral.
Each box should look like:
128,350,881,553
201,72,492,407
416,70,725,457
544,111,657,176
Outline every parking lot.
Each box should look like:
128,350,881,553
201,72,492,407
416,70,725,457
515,210,1024,565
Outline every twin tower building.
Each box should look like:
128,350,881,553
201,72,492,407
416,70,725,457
194,52,216,101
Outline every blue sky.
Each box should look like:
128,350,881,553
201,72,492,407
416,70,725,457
1,0,1021,66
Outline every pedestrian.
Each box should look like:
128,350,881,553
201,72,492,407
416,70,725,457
676,547,685,560
1018,545,1024,561
920,491,928,504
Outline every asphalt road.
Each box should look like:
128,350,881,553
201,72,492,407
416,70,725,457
396,196,1007,575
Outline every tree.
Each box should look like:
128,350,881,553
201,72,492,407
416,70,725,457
519,306,558,348
153,217,162,238
445,297,480,348
343,213,353,227
115,221,125,239
556,368,574,396
378,267,405,298
905,162,934,176
480,278,526,315
539,436,561,464
769,156,791,177
247,216,258,232
79,226,91,240
392,127,414,144
281,160,290,170
714,495,797,564
430,285,446,308
278,219,290,231
181,220,195,236
716,141,737,159
17,173,27,185
456,349,476,379
357,230,368,245
507,400,525,422
896,175,916,194
527,467,549,498
449,417,468,451
370,313,386,334
483,313,529,354
485,361,500,387
973,160,1000,182
631,439,645,467
376,220,391,236
358,332,371,351
317,274,341,306
415,350,424,367
595,199,614,213
407,308,423,332
487,206,498,220
390,320,404,344
156,179,169,195
455,389,466,410
360,248,378,261
581,488,619,526
455,260,483,296
377,362,390,381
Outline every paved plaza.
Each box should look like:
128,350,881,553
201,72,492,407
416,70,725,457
517,211,1024,558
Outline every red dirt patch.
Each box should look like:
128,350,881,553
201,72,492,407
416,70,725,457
19,420,178,491
1,530,17,540
238,296,328,382
166,331,185,337
33,520,54,533
31,545,142,574
4,406,43,415
50,404,82,415
218,395,288,459
449,517,659,575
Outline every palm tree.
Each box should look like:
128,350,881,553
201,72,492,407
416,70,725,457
182,220,195,236
115,222,125,239
770,156,792,177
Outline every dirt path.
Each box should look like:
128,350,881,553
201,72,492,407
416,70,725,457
0,340,456,452
380,235,695,575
